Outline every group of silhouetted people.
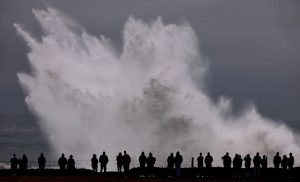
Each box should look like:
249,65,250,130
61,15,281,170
9,151,295,178
137,151,183,177
91,150,131,174
166,152,183,177
58,153,75,170
91,151,109,172
10,154,28,171
273,152,294,169
138,152,155,177
194,152,294,178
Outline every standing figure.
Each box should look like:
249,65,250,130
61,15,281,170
167,153,175,177
233,154,243,177
197,153,204,177
67,155,75,170
261,155,268,169
91,154,98,172
222,152,232,168
38,153,46,170
174,151,183,177
139,152,147,168
273,152,281,169
205,152,213,168
123,151,131,174
253,152,261,177
58,153,67,170
288,153,294,169
281,155,288,170
197,153,203,168
19,154,28,171
139,152,147,175
116,152,123,173
10,154,18,170
146,153,156,177
244,154,251,177
167,153,175,169
99,151,109,173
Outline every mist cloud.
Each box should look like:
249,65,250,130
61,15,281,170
16,7,300,166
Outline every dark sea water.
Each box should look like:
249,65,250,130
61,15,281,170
0,116,52,165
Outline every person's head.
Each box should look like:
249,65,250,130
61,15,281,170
149,152,152,156
235,154,238,157
141,152,144,155
207,152,210,156
118,152,122,156
70,155,73,159
62,153,65,157
23,154,26,158
256,152,259,156
41,153,44,156
93,154,96,158
283,155,287,158
103,151,106,155
176,151,180,156
200,153,202,156
13,154,16,157
289,153,293,157
170,153,173,156
247,154,250,157
276,152,279,156
124,150,127,154
226,152,229,156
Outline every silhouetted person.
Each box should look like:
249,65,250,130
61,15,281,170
99,151,109,173
281,155,288,170
288,153,294,169
232,154,242,177
58,153,67,170
273,152,281,169
139,152,147,168
10,154,18,170
197,153,203,168
253,152,261,177
146,153,156,177
222,152,232,168
167,153,175,177
38,153,46,170
167,153,175,169
19,154,28,171
238,155,243,168
261,155,268,169
244,154,251,177
205,152,213,168
174,151,183,177
67,155,75,170
139,152,147,176
244,154,251,169
123,151,131,174
116,152,123,173
233,154,239,168
91,154,98,172
197,153,204,177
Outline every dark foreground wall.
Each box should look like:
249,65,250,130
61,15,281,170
0,167,299,180
0,176,299,182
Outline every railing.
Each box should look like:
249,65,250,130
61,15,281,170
1,158,299,171
0,158,199,170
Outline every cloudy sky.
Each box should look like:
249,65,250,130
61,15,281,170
0,0,299,130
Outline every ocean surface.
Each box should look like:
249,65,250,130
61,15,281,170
0,116,51,164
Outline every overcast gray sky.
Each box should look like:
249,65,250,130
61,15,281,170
0,0,299,129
